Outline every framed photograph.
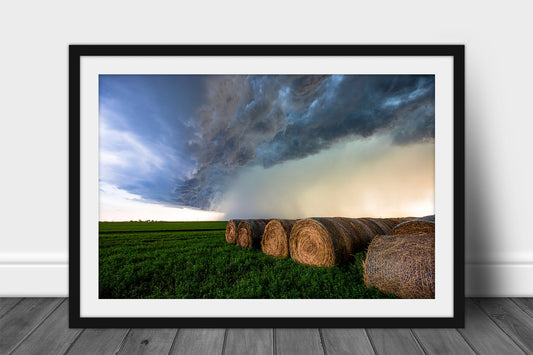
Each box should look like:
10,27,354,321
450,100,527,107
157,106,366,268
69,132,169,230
70,45,464,328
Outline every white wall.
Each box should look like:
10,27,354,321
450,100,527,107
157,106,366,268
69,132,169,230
1,0,531,296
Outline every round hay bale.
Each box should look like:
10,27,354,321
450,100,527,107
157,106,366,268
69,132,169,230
381,218,410,232
389,218,435,236
340,218,382,245
418,215,435,223
225,219,242,244
354,218,390,241
365,218,397,234
363,233,435,299
261,219,298,259
289,217,366,267
236,219,269,249
387,217,416,224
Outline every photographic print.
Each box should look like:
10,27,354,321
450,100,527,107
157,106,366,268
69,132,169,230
99,73,435,299
70,45,464,327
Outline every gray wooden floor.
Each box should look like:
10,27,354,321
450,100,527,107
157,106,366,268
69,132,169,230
1,298,533,354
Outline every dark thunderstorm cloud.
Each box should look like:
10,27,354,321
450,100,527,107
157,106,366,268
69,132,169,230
175,75,435,210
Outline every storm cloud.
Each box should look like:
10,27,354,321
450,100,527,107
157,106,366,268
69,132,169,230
219,135,435,220
177,75,435,210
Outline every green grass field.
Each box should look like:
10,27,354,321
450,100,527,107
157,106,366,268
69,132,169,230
99,221,227,233
99,221,396,299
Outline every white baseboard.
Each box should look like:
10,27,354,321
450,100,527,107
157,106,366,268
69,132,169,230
1,261,532,297
0,264,68,297
465,263,533,297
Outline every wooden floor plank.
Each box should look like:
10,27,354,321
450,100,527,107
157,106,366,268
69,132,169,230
11,300,82,355
0,298,22,318
412,328,475,355
0,298,63,354
458,299,525,355
366,329,423,355
321,329,375,355
276,329,324,355
3,297,533,355
513,298,533,318
117,329,177,355
475,298,533,354
169,329,225,355
224,329,272,355
65,328,129,355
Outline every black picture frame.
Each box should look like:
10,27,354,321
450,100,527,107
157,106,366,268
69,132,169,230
69,45,465,328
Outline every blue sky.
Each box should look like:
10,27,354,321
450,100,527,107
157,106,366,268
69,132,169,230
99,75,435,221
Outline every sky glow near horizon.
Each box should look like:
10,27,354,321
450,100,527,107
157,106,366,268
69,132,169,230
99,75,435,221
